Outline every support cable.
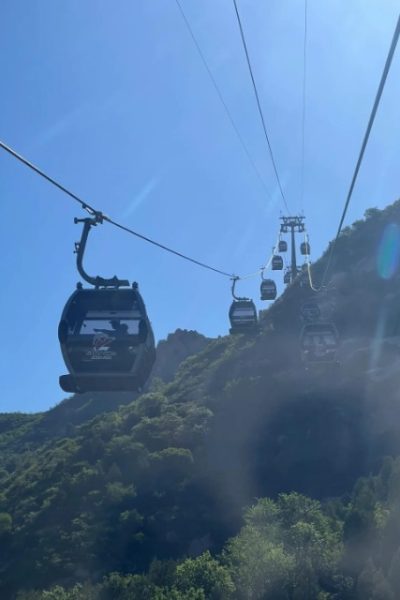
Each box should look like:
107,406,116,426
232,0,290,214
300,0,308,208
0,139,282,283
0,140,234,278
309,12,400,290
174,0,272,200
240,232,281,280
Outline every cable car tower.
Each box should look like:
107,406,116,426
280,216,306,284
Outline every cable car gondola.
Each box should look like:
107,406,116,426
58,216,156,393
229,277,258,334
278,240,287,253
300,241,310,255
283,269,291,285
300,301,321,322
300,322,338,363
229,300,258,334
272,255,284,270
260,278,277,301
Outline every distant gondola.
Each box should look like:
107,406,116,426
300,241,311,255
260,278,277,301
300,322,339,363
300,301,321,322
272,255,284,270
229,277,258,334
278,240,288,252
283,270,291,285
229,300,258,334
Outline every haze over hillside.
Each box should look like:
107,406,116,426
4,201,400,599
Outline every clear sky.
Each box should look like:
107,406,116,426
1,0,399,412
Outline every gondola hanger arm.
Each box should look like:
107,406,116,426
231,276,249,301
74,215,130,288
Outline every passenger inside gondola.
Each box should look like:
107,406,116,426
302,331,337,360
110,320,129,336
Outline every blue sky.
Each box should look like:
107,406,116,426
0,0,399,412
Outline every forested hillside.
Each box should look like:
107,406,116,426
4,201,400,599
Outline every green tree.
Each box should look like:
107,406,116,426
174,551,234,599
225,525,294,599
277,494,342,596
0,511,12,535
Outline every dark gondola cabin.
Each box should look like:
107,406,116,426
300,322,338,363
300,301,321,322
272,255,284,270
278,240,288,252
229,300,258,334
283,270,291,284
58,286,156,393
300,241,311,255
260,279,277,301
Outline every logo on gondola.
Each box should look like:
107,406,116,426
93,333,113,350
87,333,116,360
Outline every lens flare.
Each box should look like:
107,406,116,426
377,223,400,280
